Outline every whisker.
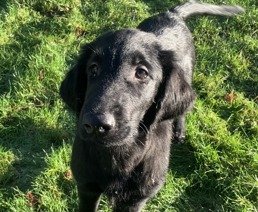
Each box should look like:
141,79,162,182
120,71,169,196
136,138,145,146
139,121,149,135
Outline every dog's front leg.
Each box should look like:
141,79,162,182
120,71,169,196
77,183,102,212
71,138,102,212
173,115,186,143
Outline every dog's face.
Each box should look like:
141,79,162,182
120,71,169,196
60,29,195,147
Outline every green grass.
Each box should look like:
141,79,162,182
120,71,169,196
0,0,257,211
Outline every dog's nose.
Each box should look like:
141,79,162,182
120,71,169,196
83,113,115,136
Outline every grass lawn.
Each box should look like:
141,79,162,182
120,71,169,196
0,0,257,211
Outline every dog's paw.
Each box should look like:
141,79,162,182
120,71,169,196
173,132,186,144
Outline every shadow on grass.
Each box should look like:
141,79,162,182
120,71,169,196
225,75,258,101
139,0,181,13
0,0,8,15
170,142,197,177
168,141,228,211
0,115,72,197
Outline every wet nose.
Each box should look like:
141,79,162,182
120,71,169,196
83,113,115,136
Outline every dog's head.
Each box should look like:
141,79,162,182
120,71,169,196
60,29,195,146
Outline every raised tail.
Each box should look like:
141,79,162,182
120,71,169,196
172,0,244,20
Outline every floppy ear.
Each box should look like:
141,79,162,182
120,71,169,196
60,45,91,114
142,50,195,130
157,50,196,121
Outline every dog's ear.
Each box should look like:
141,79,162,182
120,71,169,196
157,50,196,121
60,45,91,114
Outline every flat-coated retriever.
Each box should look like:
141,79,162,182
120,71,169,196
60,1,244,211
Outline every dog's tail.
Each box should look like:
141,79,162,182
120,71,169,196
172,0,244,20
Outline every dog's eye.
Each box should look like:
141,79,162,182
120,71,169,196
135,67,149,80
89,63,99,77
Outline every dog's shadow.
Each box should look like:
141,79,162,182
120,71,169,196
0,115,77,208
169,141,197,177
153,139,227,211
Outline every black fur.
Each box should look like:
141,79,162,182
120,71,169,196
60,1,243,211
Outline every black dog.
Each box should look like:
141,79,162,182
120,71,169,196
60,1,244,211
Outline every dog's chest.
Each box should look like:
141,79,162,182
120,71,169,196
91,145,144,176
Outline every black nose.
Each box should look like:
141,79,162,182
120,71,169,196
83,113,115,136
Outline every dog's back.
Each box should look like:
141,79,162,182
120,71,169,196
138,0,244,83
